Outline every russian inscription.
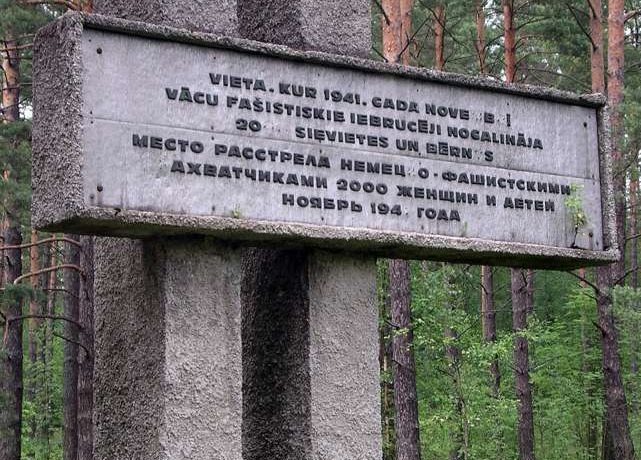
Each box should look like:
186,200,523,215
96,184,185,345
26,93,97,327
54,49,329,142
32,16,615,266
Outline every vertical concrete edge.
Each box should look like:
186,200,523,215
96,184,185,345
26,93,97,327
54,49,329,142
32,13,86,229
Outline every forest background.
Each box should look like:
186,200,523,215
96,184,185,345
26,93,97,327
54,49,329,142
1,0,640,459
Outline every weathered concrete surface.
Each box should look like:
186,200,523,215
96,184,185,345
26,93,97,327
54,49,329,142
241,249,312,459
93,237,242,460
93,0,237,35
31,13,618,268
307,253,380,459
241,250,380,460
32,15,84,226
237,0,370,58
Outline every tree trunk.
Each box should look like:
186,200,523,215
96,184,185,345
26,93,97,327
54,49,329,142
434,4,445,71
77,235,94,460
28,229,40,362
40,238,58,456
481,266,500,397
1,35,20,122
45,239,57,351
400,0,412,65
445,320,464,460
511,268,535,460
502,0,516,83
63,236,81,460
588,0,605,94
78,0,93,12
592,0,636,458
629,164,639,416
0,225,23,460
389,259,421,460
381,0,401,64
474,0,486,75
380,317,393,459
607,0,626,280
596,268,635,460
0,25,23,460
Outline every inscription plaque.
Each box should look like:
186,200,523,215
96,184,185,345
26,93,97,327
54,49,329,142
32,15,617,268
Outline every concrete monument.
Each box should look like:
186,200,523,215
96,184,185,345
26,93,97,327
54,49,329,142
30,1,616,460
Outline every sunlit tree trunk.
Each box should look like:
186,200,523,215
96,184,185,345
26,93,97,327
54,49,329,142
474,0,487,75
400,0,412,65
381,0,401,64
588,0,605,94
434,4,445,71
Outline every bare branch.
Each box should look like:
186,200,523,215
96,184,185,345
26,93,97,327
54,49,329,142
614,266,639,286
52,331,92,358
14,264,82,285
6,313,82,329
373,0,391,26
566,2,597,48
0,44,33,53
17,0,77,9
371,45,387,62
626,9,641,22
565,270,600,295
0,236,83,251
524,67,591,91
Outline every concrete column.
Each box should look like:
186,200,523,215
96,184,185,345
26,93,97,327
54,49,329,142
93,238,242,460
91,4,243,459
237,3,381,459
93,0,237,35
241,250,380,460
237,0,371,58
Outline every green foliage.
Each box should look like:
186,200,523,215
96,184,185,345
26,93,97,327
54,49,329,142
22,338,65,460
565,184,587,229
0,121,32,225
0,1,55,111
406,262,612,460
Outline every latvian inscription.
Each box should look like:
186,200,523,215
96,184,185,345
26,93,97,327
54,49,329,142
33,18,612,265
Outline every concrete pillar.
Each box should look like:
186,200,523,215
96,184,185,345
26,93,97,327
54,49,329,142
91,4,243,459
237,3,381,459
93,0,237,35
237,0,371,58
241,250,380,460
93,238,242,459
